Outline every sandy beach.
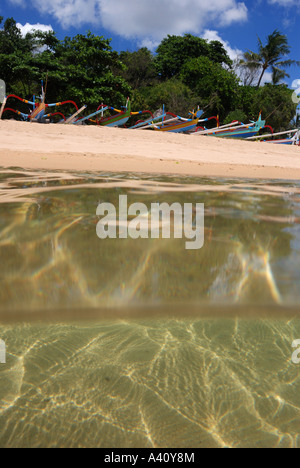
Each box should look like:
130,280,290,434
0,120,299,179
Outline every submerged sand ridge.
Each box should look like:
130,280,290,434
0,120,300,180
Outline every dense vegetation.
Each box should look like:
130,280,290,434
0,16,298,130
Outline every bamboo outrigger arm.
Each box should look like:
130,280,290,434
0,96,7,119
246,129,299,140
73,107,109,124
64,105,87,124
192,121,253,136
130,114,168,129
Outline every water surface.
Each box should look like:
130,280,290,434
0,168,300,448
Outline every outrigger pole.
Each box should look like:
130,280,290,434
0,97,7,119
64,105,87,124
192,121,255,136
73,107,109,124
130,114,168,129
246,129,299,140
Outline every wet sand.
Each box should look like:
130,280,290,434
0,120,300,180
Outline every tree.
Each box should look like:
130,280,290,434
0,17,61,101
271,68,287,85
0,17,36,95
240,29,299,88
155,34,232,80
118,48,157,90
180,57,240,118
0,17,131,113
233,56,260,86
235,86,259,120
43,32,131,107
223,110,248,125
136,79,199,117
253,84,297,131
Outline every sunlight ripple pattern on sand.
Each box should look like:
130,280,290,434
1,319,300,448
1,169,300,448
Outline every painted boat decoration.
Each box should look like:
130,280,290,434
89,99,154,127
90,99,132,127
130,108,204,133
193,114,268,139
0,80,80,123
154,117,201,133
211,115,266,139
129,113,169,130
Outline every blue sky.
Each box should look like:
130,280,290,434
1,0,300,88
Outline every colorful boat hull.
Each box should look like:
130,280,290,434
95,101,131,127
154,119,199,133
99,114,130,127
207,115,266,139
211,129,263,139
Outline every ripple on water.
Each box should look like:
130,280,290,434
0,169,300,448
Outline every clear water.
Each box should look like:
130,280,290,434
0,169,300,448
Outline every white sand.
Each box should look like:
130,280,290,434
0,120,300,179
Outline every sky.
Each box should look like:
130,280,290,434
1,0,300,90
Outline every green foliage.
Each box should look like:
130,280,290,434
0,20,131,110
118,48,157,89
137,79,200,116
0,17,38,95
36,32,131,107
224,110,248,125
236,86,258,119
155,34,232,80
226,84,297,129
180,57,240,118
252,84,297,131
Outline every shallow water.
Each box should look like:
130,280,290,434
0,168,300,447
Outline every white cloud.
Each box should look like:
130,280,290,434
260,71,273,86
9,0,248,41
268,0,300,5
16,22,53,37
7,0,25,5
139,38,161,51
35,0,101,28
202,29,243,61
219,2,248,25
100,0,248,41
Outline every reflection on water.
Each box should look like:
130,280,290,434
0,168,300,447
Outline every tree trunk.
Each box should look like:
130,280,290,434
257,66,267,88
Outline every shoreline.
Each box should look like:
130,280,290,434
1,121,300,180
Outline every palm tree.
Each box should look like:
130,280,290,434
272,68,287,85
240,30,299,87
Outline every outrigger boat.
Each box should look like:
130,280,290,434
0,80,80,123
129,107,205,133
246,128,300,145
89,99,153,127
154,109,204,133
193,114,267,139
